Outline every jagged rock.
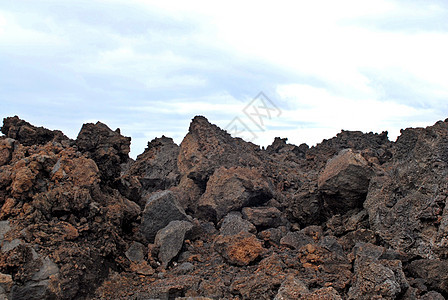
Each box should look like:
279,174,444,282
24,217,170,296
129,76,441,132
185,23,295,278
125,241,145,263
242,206,284,229
266,137,309,158
31,256,59,281
76,121,131,183
1,116,69,146
198,166,273,222
126,136,180,200
230,253,288,299
274,276,342,300
318,149,373,214
177,116,264,212
10,280,54,300
155,220,193,268
214,231,264,266
288,189,324,226
141,190,189,242
407,259,448,295
421,291,445,300
348,243,409,299
280,231,314,250
365,119,448,259
258,226,288,246
219,212,256,236
0,138,15,167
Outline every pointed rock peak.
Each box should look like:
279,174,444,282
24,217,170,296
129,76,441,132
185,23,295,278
188,115,230,138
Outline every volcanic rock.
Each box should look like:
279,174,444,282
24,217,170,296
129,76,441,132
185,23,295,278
198,166,273,222
318,148,373,214
140,190,189,242
219,212,256,236
76,121,131,184
125,136,180,202
1,116,69,146
242,206,284,229
214,231,264,266
155,220,193,268
364,119,448,259
2,115,448,300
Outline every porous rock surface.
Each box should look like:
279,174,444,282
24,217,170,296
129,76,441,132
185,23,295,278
0,115,447,299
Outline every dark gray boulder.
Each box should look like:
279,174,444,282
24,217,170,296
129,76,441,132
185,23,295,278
155,220,194,268
140,191,189,242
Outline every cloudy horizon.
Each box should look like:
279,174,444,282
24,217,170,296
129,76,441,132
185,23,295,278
1,0,447,158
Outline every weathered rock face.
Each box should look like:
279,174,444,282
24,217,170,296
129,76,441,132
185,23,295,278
348,243,409,299
364,119,448,259
125,136,180,202
0,117,141,300
176,116,264,212
197,166,273,222
2,115,448,300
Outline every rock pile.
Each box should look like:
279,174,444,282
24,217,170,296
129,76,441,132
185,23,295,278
0,115,448,299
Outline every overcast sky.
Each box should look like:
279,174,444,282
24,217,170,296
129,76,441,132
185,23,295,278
1,0,447,157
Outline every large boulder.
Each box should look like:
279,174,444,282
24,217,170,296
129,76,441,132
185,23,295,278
197,166,273,222
140,191,189,242
318,149,373,214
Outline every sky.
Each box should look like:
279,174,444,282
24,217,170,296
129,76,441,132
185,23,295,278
1,0,447,158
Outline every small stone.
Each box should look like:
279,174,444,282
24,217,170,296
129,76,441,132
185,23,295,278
242,206,284,229
219,212,256,236
214,231,264,266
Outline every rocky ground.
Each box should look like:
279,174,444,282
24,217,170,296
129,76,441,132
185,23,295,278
0,115,448,299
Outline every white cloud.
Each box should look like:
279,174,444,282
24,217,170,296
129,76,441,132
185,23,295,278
1,0,448,158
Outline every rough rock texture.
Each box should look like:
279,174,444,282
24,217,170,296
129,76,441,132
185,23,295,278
214,231,264,266
140,190,189,242
198,166,273,222
219,212,256,236
76,121,131,184
364,120,448,259
1,116,69,147
242,206,284,229
155,220,193,268
2,115,448,299
124,136,180,205
318,149,373,214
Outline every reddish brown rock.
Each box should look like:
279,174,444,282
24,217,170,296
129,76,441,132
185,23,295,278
1,116,69,146
214,231,264,266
